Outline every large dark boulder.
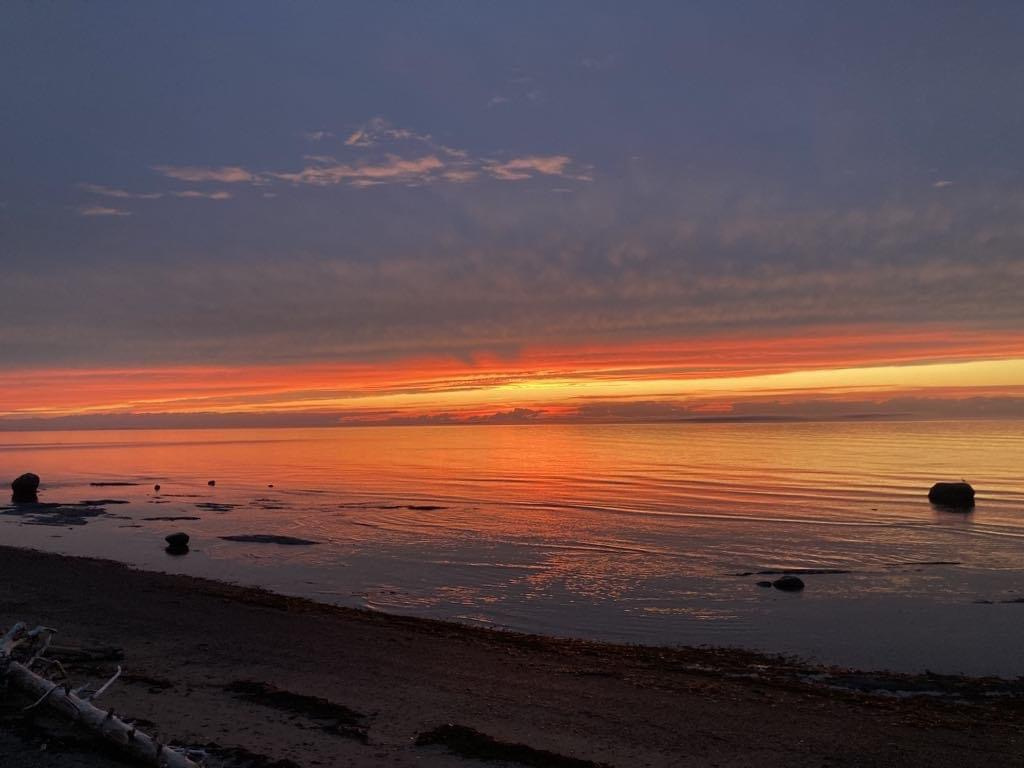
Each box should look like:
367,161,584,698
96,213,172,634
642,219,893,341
928,482,975,509
11,473,40,503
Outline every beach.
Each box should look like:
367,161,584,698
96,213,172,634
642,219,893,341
1,544,1021,767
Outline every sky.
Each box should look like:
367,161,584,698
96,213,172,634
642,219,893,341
2,2,1023,428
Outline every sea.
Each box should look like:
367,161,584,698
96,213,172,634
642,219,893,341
2,420,1022,677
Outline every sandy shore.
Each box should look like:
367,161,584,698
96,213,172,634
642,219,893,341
1,545,1021,767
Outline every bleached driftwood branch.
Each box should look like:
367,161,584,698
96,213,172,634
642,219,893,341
1,622,198,768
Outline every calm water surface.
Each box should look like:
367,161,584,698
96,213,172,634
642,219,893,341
2,421,1022,676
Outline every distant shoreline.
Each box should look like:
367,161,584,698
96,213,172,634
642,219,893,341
1,544,1022,767
3,414,1024,432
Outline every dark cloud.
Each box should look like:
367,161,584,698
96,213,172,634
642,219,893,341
2,190,1021,367
1,3,1023,371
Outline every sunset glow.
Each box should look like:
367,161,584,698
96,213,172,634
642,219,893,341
3,327,1022,426
4,6,1024,764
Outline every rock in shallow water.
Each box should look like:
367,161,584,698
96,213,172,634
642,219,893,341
772,575,805,592
165,531,190,555
928,481,975,509
11,473,40,503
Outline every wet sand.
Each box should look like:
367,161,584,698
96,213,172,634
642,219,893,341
1,545,1021,767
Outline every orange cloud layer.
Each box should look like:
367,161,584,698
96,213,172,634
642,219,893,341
2,326,1023,421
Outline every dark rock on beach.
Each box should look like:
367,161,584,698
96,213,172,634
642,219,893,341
165,531,190,555
773,575,805,592
756,581,773,588
929,482,975,509
11,473,39,503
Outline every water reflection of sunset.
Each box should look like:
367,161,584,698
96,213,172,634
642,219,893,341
4,421,1024,674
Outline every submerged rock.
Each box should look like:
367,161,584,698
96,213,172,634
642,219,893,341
773,575,805,592
1,501,106,526
756,580,773,588
208,480,216,486
11,473,40,503
195,502,238,512
219,534,318,546
165,531,190,555
928,482,975,509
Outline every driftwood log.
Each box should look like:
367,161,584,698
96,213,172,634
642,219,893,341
1,622,198,767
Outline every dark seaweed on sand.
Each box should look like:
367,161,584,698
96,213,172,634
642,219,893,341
225,681,367,743
416,724,610,768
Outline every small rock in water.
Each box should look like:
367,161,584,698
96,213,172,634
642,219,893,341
928,481,975,509
773,575,805,592
208,480,216,486
154,484,161,492
267,484,274,488
165,531,190,555
11,472,40,503
756,580,773,588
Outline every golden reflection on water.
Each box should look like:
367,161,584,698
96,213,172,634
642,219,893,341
4,420,1023,532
